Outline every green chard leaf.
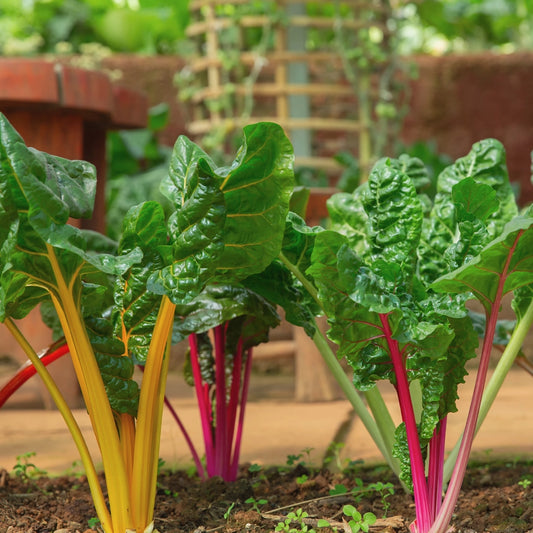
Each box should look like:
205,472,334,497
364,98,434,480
114,201,169,364
306,151,484,484
282,212,324,276
431,216,533,312
362,158,423,280
214,122,294,280
0,114,141,321
419,139,517,284
0,114,145,417
326,191,368,253
153,122,294,304
149,140,225,303
173,283,279,343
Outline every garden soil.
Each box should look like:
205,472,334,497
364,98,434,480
1,368,533,532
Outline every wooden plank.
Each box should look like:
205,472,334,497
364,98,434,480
188,116,361,134
189,51,341,72
190,82,354,102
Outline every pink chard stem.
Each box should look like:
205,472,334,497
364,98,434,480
188,333,215,474
214,324,228,478
225,337,243,480
430,306,501,533
428,417,447,519
230,346,253,481
379,313,431,533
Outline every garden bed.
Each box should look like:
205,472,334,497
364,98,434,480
1,459,532,532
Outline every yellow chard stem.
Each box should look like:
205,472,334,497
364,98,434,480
132,295,175,531
119,413,136,487
3,318,113,533
46,245,132,532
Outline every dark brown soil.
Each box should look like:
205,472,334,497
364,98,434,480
1,459,532,533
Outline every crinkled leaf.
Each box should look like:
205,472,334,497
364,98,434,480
326,191,368,253
152,123,293,302
431,216,533,312
385,153,431,194
362,158,423,280
419,139,517,284
0,115,142,323
148,156,225,303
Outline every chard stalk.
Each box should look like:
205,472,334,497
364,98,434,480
225,336,244,479
429,310,496,533
379,313,431,532
428,419,446,519
132,295,175,530
214,324,228,477
312,326,398,475
230,346,253,480
189,333,215,471
47,245,131,532
3,318,113,533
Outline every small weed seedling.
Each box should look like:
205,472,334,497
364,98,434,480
367,481,395,517
342,505,377,533
328,479,395,518
224,501,236,520
87,516,101,530
248,463,263,473
275,508,316,533
248,463,267,488
518,478,532,490
245,496,268,513
12,452,47,491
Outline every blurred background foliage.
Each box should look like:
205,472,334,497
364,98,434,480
1,0,533,58
2,0,531,232
0,0,190,55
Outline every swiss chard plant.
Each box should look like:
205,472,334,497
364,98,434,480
153,132,294,482
0,114,293,533
279,140,533,533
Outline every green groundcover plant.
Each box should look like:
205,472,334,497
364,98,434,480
0,114,293,533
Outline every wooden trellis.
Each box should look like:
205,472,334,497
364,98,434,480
183,0,399,182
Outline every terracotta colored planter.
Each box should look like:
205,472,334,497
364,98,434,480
0,58,148,408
